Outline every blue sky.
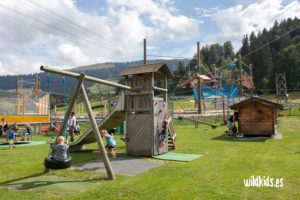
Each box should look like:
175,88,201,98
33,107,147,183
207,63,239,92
0,0,299,75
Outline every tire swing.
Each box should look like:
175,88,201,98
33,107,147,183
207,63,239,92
44,156,72,170
44,134,72,171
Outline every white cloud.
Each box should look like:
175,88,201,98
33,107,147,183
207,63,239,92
0,61,10,75
194,6,222,18
56,43,89,65
204,0,300,50
0,0,200,75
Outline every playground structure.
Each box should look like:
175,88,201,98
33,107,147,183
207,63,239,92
0,75,50,124
174,50,255,126
40,62,176,180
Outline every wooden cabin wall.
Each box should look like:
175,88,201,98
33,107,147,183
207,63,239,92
239,103,275,135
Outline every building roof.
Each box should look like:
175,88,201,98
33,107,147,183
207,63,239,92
119,62,173,79
230,97,283,110
177,73,212,88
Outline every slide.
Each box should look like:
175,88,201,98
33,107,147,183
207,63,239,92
70,95,125,151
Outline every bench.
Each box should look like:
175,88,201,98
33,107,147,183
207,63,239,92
41,125,61,136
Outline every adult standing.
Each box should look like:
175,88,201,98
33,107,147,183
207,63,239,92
68,112,76,142
0,118,8,135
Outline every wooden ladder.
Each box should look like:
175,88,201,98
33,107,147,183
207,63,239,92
168,120,176,150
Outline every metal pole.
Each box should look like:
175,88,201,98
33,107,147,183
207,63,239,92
144,38,147,64
81,83,115,180
59,74,85,137
40,66,131,90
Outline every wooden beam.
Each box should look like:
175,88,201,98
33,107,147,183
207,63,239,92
40,66,131,90
153,86,168,92
59,74,85,137
81,83,115,180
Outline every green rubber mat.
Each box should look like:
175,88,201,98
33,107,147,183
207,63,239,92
153,153,202,162
0,141,46,148
2,175,96,194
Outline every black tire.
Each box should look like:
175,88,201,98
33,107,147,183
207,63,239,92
44,156,72,170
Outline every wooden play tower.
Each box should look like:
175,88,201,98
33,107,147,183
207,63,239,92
120,62,175,156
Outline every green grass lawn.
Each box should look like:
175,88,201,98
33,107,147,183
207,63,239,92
0,116,300,199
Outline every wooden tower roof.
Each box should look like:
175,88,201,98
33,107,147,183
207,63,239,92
120,62,173,79
230,97,283,110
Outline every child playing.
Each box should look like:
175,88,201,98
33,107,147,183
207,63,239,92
7,126,16,149
74,122,80,135
226,115,234,135
22,123,32,141
0,118,8,136
50,136,69,162
160,115,171,147
100,130,116,158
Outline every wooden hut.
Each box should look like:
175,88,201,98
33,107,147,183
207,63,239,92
230,97,283,136
120,62,176,156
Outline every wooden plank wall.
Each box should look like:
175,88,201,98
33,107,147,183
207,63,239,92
239,103,275,135
127,114,152,156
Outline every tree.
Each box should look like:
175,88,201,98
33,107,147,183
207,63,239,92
223,41,235,60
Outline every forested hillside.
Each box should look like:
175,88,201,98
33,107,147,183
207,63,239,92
240,17,300,92
175,17,300,94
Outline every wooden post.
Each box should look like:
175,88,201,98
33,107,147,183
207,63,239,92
59,74,85,137
197,42,202,114
249,64,253,97
197,77,202,114
164,75,168,103
197,42,200,74
81,84,115,180
238,55,243,97
23,94,26,115
222,95,226,125
144,38,147,64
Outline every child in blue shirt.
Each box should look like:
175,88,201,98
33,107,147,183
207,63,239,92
7,127,16,149
100,129,116,158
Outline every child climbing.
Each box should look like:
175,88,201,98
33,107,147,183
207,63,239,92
100,130,116,158
50,136,69,162
160,114,171,147
7,126,16,149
